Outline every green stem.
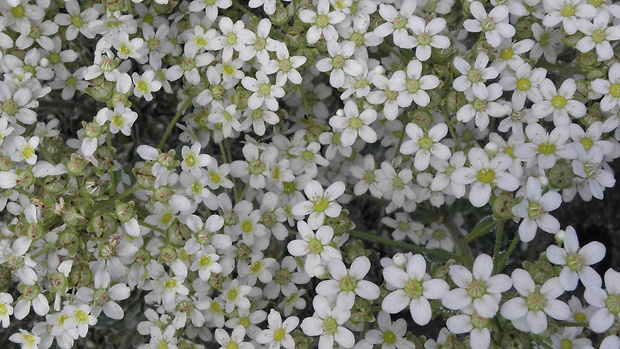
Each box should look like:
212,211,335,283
232,0,258,20
107,128,116,196
443,106,462,152
497,233,520,273
137,219,166,234
92,186,139,211
158,98,193,150
394,121,407,159
492,219,504,274
38,146,55,164
443,215,473,267
347,229,467,264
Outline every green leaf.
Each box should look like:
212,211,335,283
464,215,497,243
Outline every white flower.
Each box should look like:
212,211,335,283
316,41,363,89
181,142,213,178
263,45,307,86
292,180,345,229
500,269,570,334
499,63,546,110
301,295,355,349
316,256,380,309
446,307,493,349
10,135,39,165
584,269,620,333
242,70,285,111
512,177,562,242
547,226,605,291
513,123,576,170
576,11,620,62
299,0,345,44
457,83,507,130
532,78,585,126
542,0,596,35
400,123,451,171
132,71,162,101
377,161,416,213
0,293,13,328
189,0,232,21
407,16,450,61
75,270,131,320
256,310,299,349
374,0,418,48
364,311,414,349
453,53,499,100
215,326,253,349
450,148,519,208
382,254,449,325
392,59,440,108
329,100,377,146
464,2,515,47
287,221,342,277
95,103,138,136
442,254,512,318
591,62,620,111
9,330,40,349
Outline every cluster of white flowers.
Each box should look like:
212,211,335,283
2,0,620,348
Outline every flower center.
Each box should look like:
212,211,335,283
259,83,271,97
477,169,495,184
551,95,566,109
339,275,357,292
195,36,207,47
406,78,421,94
473,98,488,112
404,279,424,298
199,255,213,268
74,309,89,324
301,150,315,161
561,4,576,17
279,58,292,73
322,317,338,334
209,171,221,183
527,201,545,220
12,5,25,18
349,117,364,130
383,331,397,344
363,170,375,184
565,252,585,272
574,312,587,322
467,279,487,299
226,342,238,349
605,294,620,315
241,219,253,233
164,279,177,289
417,32,432,46
332,55,346,69
223,63,236,76
516,78,531,91
21,144,35,160
316,14,329,28
580,138,593,151
248,159,266,175
432,229,446,241
591,29,606,44
185,153,196,167
560,339,572,349
480,18,496,32
538,143,556,155
308,238,324,254
392,177,404,190
273,328,286,341
609,83,620,98
471,312,490,329
467,69,482,83
228,287,238,301
226,33,237,45
500,48,514,60
385,88,398,101
313,197,329,212
525,289,546,311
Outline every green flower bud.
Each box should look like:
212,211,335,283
41,174,68,195
104,0,126,11
87,212,118,240
157,149,178,168
236,242,253,261
231,86,251,109
547,160,574,189
295,46,318,67
15,168,35,189
66,154,89,177
43,137,64,155
208,273,226,291
283,23,306,49
57,229,81,257
134,249,151,266
0,266,11,292
159,245,178,265
63,197,93,228
349,298,375,324
93,146,116,170
581,103,606,127
134,163,156,189
166,219,191,247
151,0,178,13
108,90,130,108
408,109,434,130
69,262,92,288
500,330,532,349
268,2,290,26
86,78,114,102
523,258,556,285
153,186,173,203
80,176,110,198
115,200,135,223
293,330,313,349
561,31,584,48
492,192,518,220
344,240,370,264
0,154,11,171
48,272,67,293
445,90,467,115
14,220,45,240
513,17,535,41
18,283,41,301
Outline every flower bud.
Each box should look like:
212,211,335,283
0,266,11,292
63,197,93,228
48,272,67,293
115,200,135,223
283,23,306,49
523,259,556,285
86,77,114,102
555,229,566,244
57,229,81,257
41,174,68,195
66,154,89,177
15,168,35,189
87,212,118,241
269,2,290,26
546,159,574,189
158,245,178,265
14,220,44,241
408,109,434,130
484,142,499,157
166,219,191,247
349,298,374,324
134,163,156,189
18,283,41,301
0,154,11,171
581,104,606,128
69,262,92,288
151,0,179,14
445,90,467,115
492,192,518,220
